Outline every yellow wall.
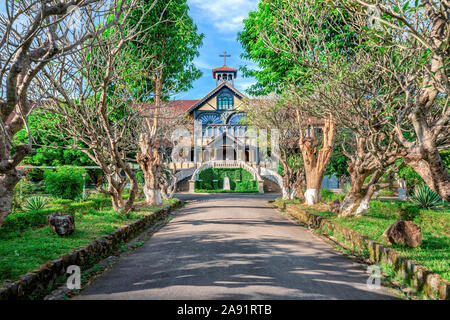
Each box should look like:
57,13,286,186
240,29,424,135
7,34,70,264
199,96,217,110
197,89,242,111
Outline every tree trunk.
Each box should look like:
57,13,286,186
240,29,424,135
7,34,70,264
395,8,450,201
339,168,381,217
297,114,335,205
404,149,450,201
137,66,164,206
340,172,367,216
111,190,124,211
0,170,21,228
121,167,139,214
137,134,164,206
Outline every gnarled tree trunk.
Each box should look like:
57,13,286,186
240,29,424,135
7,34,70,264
0,169,21,228
137,134,164,206
297,113,335,205
401,127,450,201
393,3,450,201
339,167,381,217
339,136,400,217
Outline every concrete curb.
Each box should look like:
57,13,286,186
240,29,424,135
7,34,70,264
0,199,183,300
279,203,449,300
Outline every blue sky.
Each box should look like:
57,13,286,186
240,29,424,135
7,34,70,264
179,0,258,100
0,0,259,99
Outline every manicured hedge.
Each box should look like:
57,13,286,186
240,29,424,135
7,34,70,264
195,168,258,192
0,208,57,236
195,189,259,193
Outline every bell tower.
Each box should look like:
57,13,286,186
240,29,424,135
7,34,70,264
212,51,238,86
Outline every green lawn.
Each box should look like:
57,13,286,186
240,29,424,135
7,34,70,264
0,198,178,283
276,198,450,282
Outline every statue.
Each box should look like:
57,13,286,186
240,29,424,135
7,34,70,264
223,173,230,190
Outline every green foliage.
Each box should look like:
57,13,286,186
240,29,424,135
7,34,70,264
378,189,395,197
398,164,424,192
14,179,43,196
44,167,86,200
238,0,357,96
75,191,90,202
293,199,450,281
410,184,442,209
14,113,98,182
321,189,345,202
399,203,420,221
125,0,203,100
195,168,258,192
1,208,56,235
23,196,48,212
135,170,144,184
325,136,349,179
321,189,335,201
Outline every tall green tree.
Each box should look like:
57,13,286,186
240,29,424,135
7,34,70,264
239,0,358,204
238,0,302,96
128,0,203,205
14,114,98,182
127,0,203,100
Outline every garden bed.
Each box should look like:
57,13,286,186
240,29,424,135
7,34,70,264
273,198,450,299
0,198,181,299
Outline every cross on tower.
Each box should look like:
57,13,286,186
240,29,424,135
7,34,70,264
219,51,231,66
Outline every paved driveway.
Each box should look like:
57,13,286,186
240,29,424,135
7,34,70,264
77,194,395,300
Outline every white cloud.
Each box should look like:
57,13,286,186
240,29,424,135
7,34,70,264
193,58,213,70
188,0,257,33
236,79,256,92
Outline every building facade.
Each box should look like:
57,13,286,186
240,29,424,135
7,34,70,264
169,62,284,194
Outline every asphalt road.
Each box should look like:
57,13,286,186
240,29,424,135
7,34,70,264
77,193,395,300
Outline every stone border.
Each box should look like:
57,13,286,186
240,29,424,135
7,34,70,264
277,203,449,300
0,200,183,300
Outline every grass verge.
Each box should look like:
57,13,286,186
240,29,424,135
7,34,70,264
0,198,178,283
274,198,450,282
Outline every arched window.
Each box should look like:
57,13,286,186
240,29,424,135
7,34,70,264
198,113,222,125
217,93,233,110
228,113,246,125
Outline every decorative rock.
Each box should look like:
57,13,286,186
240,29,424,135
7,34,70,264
47,213,75,237
382,220,422,248
328,199,341,213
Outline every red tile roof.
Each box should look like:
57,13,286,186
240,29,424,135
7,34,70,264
139,100,199,116
212,66,238,79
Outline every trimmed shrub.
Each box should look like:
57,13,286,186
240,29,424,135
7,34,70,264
196,168,258,192
378,189,395,197
14,179,41,196
44,166,86,200
0,208,57,235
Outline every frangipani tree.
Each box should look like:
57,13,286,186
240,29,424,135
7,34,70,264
0,0,124,227
36,0,162,213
